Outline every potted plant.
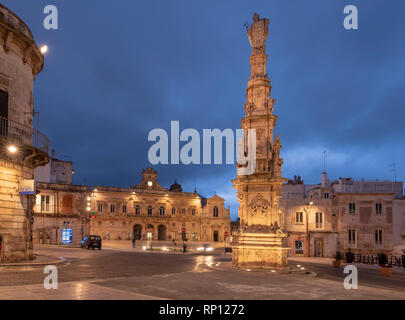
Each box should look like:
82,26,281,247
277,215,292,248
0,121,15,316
378,253,393,277
332,251,342,268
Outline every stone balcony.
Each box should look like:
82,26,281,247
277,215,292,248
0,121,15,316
0,116,49,167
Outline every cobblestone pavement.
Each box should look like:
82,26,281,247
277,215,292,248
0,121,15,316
288,257,405,292
0,245,404,300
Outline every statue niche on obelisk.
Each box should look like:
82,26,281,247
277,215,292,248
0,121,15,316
232,13,289,268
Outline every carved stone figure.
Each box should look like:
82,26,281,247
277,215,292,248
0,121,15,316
247,13,270,50
272,134,282,160
248,193,270,217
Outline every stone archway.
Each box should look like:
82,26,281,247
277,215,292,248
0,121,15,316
158,224,166,241
133,224,142,240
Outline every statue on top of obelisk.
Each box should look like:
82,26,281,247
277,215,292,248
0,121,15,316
247,13,269,53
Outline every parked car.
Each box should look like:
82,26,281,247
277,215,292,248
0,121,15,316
81,235,102,250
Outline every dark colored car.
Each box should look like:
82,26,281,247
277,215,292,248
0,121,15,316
81,235,102,250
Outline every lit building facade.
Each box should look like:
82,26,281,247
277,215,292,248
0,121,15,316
0,4,49,262
89,168,231,242
34,167,231,244
281,172,405,257
33,182,91,245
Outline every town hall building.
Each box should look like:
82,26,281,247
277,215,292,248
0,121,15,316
89,167,231,242
33,165,231,245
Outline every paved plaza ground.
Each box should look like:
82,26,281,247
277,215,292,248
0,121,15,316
0,241,404,300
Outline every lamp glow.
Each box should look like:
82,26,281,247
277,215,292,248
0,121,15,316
40,45,48,54
8,145,17,153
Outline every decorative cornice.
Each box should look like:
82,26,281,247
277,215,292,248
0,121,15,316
0,7,44,77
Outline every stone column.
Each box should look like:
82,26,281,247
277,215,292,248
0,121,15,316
232,13,289,269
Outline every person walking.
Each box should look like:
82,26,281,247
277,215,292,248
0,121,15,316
132,237,136,248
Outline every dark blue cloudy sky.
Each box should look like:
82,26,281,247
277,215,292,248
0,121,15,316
4,0,405,219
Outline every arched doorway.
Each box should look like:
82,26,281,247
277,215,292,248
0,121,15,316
158,225,166,241
213,230,219,242
133,224,142,240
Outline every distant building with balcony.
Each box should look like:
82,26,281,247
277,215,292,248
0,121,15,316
0,4,49,261
281,172,405,257
33,182,91,245
33,151,88,246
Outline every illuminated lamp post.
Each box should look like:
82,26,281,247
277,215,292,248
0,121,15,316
305,201,314,257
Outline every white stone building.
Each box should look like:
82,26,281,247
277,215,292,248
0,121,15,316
0,4,49,262
281,172,404,257
34,149,73,185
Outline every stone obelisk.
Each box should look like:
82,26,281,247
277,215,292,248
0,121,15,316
232,13,289,268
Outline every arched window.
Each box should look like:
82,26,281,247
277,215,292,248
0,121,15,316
110,204,115,213
181,208,186,214
148,206,153,216
213,206,218,217
172,208,176,215
160,207,165,216
135,205,140,215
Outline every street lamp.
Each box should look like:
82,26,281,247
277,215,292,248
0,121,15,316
40,45,48,54
8,145,17,153
305,201,314,257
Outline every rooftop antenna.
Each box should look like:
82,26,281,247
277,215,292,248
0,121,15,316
322,149,327,173
390,163,397,182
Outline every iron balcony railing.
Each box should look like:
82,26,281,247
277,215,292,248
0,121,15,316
0,116,49,154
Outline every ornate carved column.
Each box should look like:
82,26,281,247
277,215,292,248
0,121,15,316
232,13,289,268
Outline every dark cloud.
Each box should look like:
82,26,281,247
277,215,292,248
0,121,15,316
3,0,404,219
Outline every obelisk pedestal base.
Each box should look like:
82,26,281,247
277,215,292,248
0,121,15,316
232,232,289,269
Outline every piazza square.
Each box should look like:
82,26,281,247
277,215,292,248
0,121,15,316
0,1,403,310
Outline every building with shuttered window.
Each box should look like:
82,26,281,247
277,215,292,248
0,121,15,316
281,172,405,257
